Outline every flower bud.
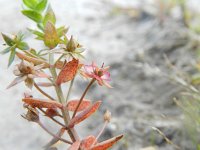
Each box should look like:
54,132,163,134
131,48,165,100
66,36,76,52
104,110,111,122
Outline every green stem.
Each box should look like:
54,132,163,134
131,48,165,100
72,79,95,118
54,54,64,66
49,53,79,142
66,77,75,101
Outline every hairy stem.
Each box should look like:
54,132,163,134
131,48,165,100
37,121,72,145
72,79,95,118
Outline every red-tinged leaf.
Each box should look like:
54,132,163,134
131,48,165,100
16,52,49,67
56,59,79,85
45,108,60,117
44,128,65,149
66,99,91,112
23,98,63,109
68,101,102,128
67,140,81,150
90,135,123,150
16,52,64,69
80,135,96,149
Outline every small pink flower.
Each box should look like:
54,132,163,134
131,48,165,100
81,62,112,88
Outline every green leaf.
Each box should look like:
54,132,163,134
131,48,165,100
28,28,44,38
44,22,59,48
1,33,14,46
37,23,44,31
23,0,38,9
57,26,68,37
43,6,56,26
22,10,43,23
17,42,29,50
8,46,16,67
1,47,11,54
35,0,48,12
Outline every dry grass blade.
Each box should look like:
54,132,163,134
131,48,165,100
66,99,91,112
23,98,63,109
152,127,180,149
56,59,79,85
90,135,123,150
68,101,102,128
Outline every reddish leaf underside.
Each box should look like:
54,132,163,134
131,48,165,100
68,101,102,128
56,59,79,85
67,140,81,150
66,99,91,112
22,98,63,109
45,108,60,117
80,135,96,149
90,135,123,150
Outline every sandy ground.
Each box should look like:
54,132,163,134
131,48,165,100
0,0,200,150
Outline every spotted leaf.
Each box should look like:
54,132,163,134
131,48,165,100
23,98,63,109
66,99,91,112
56,59,79,85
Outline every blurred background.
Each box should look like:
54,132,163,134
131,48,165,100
1,0,200,150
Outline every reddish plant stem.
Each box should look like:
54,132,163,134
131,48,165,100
38,108,66,128
34,82,55,100
72,79,95,118
37,121,72,145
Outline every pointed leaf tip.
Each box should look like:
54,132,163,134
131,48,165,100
68,101,102,128
90,134,123,150
1,33,14,46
